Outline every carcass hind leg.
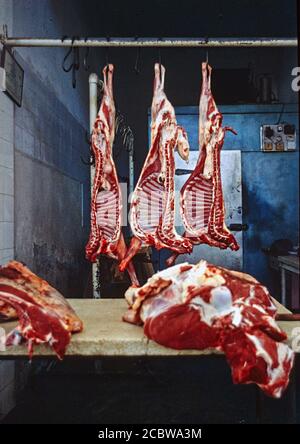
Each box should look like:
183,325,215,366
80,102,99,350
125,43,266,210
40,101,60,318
166,252,179,267
126,262,140,287
119,236,142,272
115,234,140,286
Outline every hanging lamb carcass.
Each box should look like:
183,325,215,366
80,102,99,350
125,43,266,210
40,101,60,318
120,63,193,273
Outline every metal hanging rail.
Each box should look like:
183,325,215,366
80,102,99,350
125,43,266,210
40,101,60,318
1,37,298,48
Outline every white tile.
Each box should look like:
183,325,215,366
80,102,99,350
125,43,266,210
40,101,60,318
0,138,13,169
0,222,14,250
0,92,14,117
0,109,14,143
0,194,14,222
0,165,13,196
0,248,14,264
0,382,15,419
0,361,15,391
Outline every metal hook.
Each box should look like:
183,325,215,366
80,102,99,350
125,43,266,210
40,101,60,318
61,36,80,88
62,36,73,72
80,150,95,166
72,37,80,88
205,37,209,64
106,36,110,65
158,37,163,82
72,36,80,70
114,110,135,158
80,131,95,166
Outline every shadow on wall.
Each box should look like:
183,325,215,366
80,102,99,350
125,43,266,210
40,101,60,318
242,150,299,291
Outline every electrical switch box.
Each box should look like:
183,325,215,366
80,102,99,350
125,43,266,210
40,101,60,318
261,123,296,152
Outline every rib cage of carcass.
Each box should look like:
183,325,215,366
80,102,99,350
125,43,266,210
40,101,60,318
85,64,139,286
168,62,239,267
119,64,193,273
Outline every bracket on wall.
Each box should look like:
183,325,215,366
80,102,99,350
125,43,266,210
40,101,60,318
0,24,8,45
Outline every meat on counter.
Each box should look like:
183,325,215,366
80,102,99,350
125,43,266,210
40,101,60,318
0,261,83,359
123,260,294,398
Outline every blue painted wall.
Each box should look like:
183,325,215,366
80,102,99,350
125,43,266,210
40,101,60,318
152,104,299,289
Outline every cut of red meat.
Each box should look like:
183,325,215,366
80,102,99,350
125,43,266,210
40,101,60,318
0,261,82,331
119,64,193,272
0,293,70,360
0,261,83,359
169,63,239,266
85,64,139,286
123,261,294,398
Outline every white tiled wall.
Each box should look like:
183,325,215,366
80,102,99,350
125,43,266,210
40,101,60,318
0,91,14,263
0,83,15,419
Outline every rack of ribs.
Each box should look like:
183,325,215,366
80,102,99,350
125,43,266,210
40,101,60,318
85,64,139,286
119,63,193,273
168,62,239,267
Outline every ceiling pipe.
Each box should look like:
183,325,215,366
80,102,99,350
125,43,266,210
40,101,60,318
1,37,298,48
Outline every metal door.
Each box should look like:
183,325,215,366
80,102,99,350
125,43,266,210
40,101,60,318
172,149,243,270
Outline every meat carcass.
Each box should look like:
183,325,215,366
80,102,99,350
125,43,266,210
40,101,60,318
119,64,193,272
0,261,83,359
123,261,294,398
168,63,239,266
85,64,139,286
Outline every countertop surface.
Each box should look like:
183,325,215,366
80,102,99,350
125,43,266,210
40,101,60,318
0,298,299,358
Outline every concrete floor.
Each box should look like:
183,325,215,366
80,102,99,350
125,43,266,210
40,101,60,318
1,357,299,424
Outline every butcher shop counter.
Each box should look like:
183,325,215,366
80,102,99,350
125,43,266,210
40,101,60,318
0,298,300,359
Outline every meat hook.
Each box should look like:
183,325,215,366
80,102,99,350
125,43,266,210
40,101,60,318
81,81,104,166
115,111,134,157
105,36,110,66
61,35,80,88
205,37,209,64
62,36,75,72
80,149,95,166
80,130,95,166
157,37,164,83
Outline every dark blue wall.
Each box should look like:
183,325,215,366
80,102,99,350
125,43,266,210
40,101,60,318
166,104,299,289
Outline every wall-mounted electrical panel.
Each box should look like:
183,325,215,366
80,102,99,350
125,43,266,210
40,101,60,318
260,123,296,152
